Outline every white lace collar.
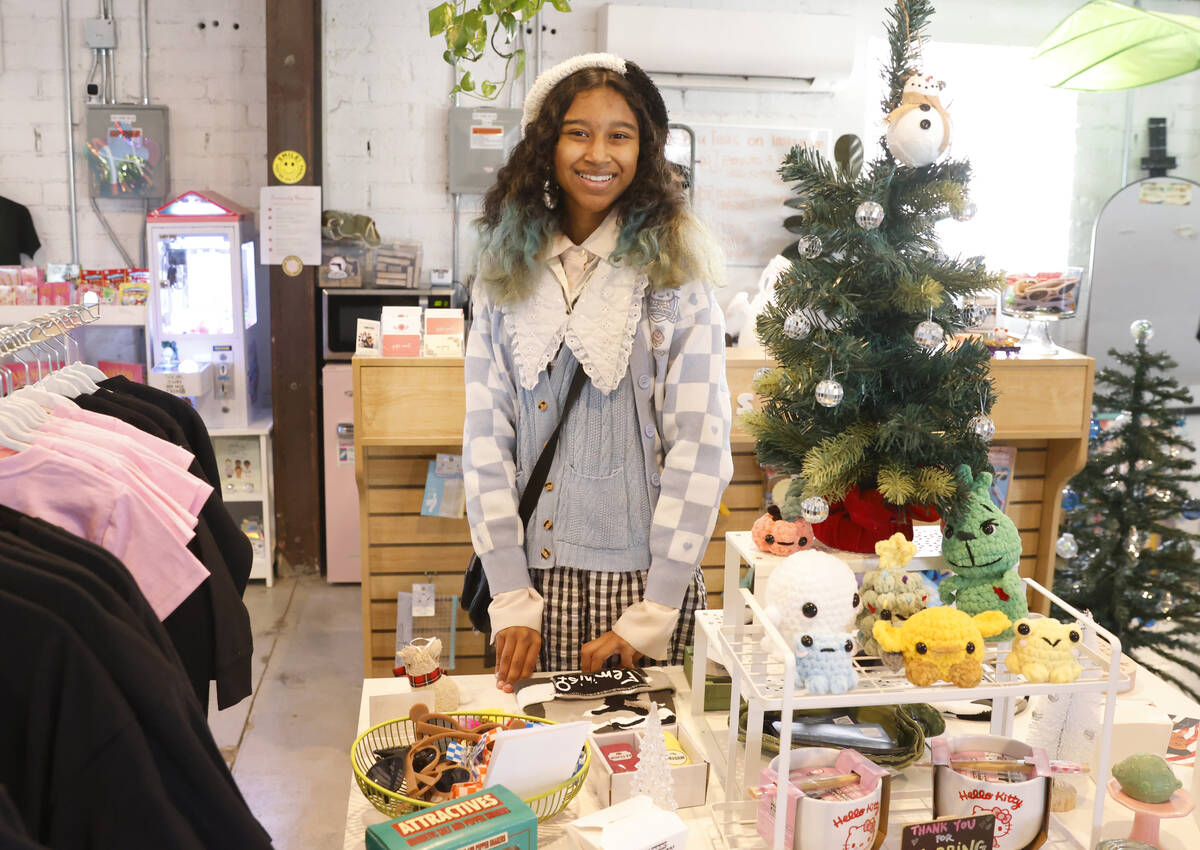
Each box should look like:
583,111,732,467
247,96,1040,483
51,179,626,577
502,260,647,394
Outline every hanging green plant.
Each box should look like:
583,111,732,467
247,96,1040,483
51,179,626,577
428,0,572,100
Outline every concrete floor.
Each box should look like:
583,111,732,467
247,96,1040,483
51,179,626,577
207,575,364,850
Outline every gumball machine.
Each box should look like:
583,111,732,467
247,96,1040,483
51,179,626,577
145,190,271,428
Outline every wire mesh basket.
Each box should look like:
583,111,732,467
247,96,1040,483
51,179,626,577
351,710,590,822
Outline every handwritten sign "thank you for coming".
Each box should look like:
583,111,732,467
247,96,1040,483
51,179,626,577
901,814,995,850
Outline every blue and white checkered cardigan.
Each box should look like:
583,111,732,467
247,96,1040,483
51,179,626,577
463,264,734,611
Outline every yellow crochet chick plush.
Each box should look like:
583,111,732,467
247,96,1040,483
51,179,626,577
1004,618,1083,684
873,606,1010,688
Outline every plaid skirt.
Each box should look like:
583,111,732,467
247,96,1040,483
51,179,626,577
529,566,705,673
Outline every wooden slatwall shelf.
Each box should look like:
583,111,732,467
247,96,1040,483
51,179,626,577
354,349,1093,677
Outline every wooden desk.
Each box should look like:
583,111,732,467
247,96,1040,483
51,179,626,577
354,350,1093,676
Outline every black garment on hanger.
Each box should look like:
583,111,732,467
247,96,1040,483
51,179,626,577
0,591,208,849
99,375,226,487
74,388,256,710
0,197,39,264
0,529,178,666
0,557,272,849
0,785,48,850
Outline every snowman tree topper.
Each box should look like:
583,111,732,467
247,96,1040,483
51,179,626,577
885,73,951,168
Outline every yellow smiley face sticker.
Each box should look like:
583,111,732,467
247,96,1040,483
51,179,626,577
272,150,306,184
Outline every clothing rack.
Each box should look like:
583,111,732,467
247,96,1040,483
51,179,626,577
0,305,100,393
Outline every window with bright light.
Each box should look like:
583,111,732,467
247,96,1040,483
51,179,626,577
867,40,1079,273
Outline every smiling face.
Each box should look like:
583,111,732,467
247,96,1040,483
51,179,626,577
554,86,639,242
942,471,1022,577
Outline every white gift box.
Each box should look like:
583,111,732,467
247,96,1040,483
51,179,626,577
565,794,688,850
588,725,710,809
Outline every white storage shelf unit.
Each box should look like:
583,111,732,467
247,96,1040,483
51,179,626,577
690,531,1128,850
209,418,275,586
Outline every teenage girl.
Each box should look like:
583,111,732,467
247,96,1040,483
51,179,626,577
463,53,733,692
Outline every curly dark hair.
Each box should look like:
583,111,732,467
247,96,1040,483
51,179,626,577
475,66,721,302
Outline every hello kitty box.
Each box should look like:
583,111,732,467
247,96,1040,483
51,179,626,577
756,748,890,850
931,735,1052,850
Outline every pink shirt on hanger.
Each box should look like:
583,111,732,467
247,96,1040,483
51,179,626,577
51,403,195,469
0,445,210,619
39,418,212,515
31,433,198,543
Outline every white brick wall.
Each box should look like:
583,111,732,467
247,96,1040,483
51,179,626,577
4,0,1196,295
320,0,1200,308
0,0,266,267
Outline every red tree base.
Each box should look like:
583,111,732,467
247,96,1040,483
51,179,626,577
810,486,941,554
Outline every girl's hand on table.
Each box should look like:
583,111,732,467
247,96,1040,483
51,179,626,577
581,630,643,672
494,626,541,693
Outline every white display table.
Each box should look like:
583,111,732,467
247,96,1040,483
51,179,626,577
343,667,1200,849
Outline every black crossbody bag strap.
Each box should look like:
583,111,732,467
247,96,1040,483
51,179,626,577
516,362,587,524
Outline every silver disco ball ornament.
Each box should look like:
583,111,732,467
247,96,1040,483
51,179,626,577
782,312,813,341
797,235,823,259
815,378,844,407
753,367,773,383
1130,319,1155,342
1056,533,1078,559
855,201,885,230
968,414,996,442
954,201,977,222
801,496,830,524
913,320,945,353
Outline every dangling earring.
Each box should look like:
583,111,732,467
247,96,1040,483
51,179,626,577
542,178,558,210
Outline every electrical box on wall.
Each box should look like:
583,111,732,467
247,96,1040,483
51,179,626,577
84,104,170,200
447,106,521,194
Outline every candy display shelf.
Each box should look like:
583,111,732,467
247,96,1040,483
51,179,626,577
689,531,1130,850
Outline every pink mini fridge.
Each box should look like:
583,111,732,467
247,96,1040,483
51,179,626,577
323,363,362,582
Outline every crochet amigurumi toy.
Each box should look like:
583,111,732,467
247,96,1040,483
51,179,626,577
1004,618,1083,683
857,571,929,670
763,550,861,655
939,464,1028,640
751,505,815,557
873,606,1010,688
793,632,859,694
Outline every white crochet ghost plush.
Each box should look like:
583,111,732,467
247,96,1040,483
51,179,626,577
762,550,861,658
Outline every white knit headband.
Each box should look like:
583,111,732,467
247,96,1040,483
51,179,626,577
520,52,628,131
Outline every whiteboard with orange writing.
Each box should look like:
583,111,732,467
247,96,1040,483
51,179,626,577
668,124,831,269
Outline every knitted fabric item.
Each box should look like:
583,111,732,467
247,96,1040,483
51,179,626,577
793,632,859,695
522,52,627,129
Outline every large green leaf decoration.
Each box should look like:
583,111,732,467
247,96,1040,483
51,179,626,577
1032,0,1200,91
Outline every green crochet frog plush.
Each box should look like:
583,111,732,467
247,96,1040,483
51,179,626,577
939,464,1027,640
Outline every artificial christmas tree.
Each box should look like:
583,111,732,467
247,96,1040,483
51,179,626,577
1055,320,1200,700
743,0,1002,553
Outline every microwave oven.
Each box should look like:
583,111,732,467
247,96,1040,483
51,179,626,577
321,288,458,361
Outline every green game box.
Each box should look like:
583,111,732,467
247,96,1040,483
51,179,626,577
365,785,537,850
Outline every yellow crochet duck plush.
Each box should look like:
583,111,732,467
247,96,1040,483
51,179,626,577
1004,618,1083,684
873,606,1010,688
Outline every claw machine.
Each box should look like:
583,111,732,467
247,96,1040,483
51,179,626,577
145,189,271,429
146,189,276,583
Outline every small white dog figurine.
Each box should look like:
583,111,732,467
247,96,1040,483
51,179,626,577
397,637,459,712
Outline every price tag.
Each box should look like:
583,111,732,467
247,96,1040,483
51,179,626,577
412,583,436,617
901,814,995,850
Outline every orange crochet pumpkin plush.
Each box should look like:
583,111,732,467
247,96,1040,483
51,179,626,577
751,505,815,557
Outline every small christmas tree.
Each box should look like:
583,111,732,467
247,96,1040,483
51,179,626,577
742,0,1002,553
1055,319,1200,700
628,703,677,811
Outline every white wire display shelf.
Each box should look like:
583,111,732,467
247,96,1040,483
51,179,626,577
688,531,1130,850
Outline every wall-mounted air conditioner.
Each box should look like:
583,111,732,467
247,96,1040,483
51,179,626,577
598,4,855,93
